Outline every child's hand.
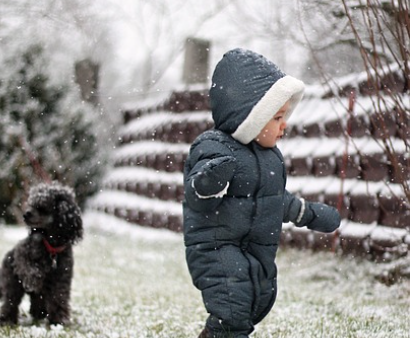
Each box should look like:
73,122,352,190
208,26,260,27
298,202,341,233
193,156,237,198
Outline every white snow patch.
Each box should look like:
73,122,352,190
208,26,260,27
283,220,409,244
103,167,183,186
291,93,409,126
119,110,212,136
0,225,27,241
339,220,409,243
279,136,407,158
87,190,182,215
286,176,405,197
84,211,182,243
114,141,190,160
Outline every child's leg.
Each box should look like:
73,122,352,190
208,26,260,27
187,243,255,337
202,315,250,337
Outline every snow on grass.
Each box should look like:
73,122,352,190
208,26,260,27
118,111,212,137
0,212,409,338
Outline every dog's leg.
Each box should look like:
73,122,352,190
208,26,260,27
0,259,25,325
44,283,71,325
30,293,47,321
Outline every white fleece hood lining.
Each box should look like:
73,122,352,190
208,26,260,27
231,75,305,145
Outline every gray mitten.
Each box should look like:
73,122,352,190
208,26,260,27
193,156,236,197
297,201,341,233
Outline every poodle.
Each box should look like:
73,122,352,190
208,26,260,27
0,182,83,326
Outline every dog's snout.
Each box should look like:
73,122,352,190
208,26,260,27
23,211,32,220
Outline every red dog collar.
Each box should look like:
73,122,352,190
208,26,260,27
42,238,67,255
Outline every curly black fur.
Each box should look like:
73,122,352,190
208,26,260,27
0,182,83,326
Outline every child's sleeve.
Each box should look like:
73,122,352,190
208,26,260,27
184,140,236,212
283,190,341,233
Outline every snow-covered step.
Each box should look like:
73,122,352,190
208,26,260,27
119,110,213,144
113,141,189,172
119,110,212,136
279,136,407,158
279,136,408,183
87,190,183,232
102,167,184,202
115,141,190,158
103,167,183,186
286,176,405,197
281,220,409,259
286,176,408,228
291,94,408,124
88,190,182,215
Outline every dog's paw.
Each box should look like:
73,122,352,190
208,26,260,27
0,316,18,326
48,318,70,326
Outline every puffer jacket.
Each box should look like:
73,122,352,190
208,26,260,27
183,49,341,337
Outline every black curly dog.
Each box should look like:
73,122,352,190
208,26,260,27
0,182,83,325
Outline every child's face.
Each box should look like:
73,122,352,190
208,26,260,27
255,101,289,148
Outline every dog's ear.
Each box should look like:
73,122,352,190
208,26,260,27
56,199,84,244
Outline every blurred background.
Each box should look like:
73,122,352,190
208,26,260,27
0,0,409,250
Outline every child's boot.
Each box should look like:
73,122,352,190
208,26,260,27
198,327,212,338
198,327,249,338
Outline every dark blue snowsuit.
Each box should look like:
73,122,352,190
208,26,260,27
183,49,341,338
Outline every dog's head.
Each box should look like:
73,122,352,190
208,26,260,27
24,182,83,244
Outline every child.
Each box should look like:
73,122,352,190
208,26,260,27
183,48,341,338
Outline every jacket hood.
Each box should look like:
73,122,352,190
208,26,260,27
209,48,305,144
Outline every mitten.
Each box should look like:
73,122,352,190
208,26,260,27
296,201,341,233
192,156,236,198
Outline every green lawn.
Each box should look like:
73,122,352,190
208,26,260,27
0,212,409,338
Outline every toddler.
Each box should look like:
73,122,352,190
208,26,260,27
183,48,341,338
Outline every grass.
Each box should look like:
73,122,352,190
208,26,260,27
0,212,409,338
